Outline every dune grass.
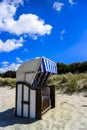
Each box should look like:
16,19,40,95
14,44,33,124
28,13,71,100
0,72,87,94
47,72,87,94
0,77,16,88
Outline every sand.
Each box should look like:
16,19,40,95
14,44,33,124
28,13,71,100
0,87,87,130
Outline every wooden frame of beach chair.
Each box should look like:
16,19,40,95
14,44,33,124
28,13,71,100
15,57,57,119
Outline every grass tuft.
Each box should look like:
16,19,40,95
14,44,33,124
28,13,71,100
0,77,16,88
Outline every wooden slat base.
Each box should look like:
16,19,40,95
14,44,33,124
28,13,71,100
42,105,51,115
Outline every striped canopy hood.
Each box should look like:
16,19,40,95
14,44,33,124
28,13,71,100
16,57,57,88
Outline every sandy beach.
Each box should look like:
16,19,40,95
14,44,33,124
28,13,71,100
0,87,87,130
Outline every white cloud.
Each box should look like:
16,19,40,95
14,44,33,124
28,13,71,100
13,14,52,36
1,61,9,67
0,2,16,25
60,29,66,35
35,57,40,59
60,29,66,40
0,63,21,73
53,1,64,12
0,1,52,39
0,37,23,52
3,0,24,6
24,48,29,52
16,57,23,63
69,0,76,5
10,0,24,6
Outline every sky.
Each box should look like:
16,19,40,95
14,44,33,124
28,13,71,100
0,0,87,73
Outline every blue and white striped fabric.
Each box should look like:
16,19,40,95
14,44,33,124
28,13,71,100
42,57,57,74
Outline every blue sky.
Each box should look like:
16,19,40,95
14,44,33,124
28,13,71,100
0,0,87,73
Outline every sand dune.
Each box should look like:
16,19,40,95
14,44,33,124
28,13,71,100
0,87,87,130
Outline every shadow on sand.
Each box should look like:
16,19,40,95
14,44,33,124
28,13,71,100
0,108,38,127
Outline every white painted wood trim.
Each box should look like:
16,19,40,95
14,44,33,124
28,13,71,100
17,85,22,116
30,90,36,118
23,86,28,117
23,104,28,117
